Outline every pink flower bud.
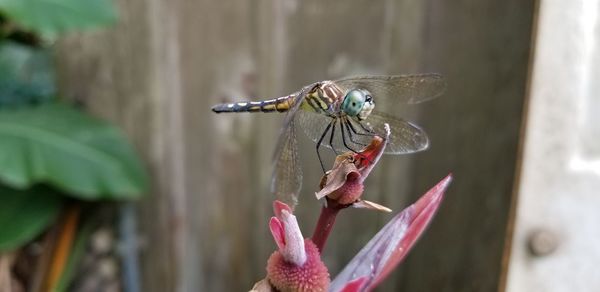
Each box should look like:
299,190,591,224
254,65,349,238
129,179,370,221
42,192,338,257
316,126,390,206
267,201,330,291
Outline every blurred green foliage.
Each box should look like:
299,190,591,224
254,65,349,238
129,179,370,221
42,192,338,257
0,42,55,106
0,0,116,39
0,0,146,252
0,186,63,251
0,103,148,200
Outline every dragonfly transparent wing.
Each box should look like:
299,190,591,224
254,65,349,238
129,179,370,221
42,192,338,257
296,109,428,155
334,74,446,105
270,87,311,208
361,111,429,154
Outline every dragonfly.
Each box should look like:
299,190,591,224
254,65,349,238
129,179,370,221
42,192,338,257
212,74,446,208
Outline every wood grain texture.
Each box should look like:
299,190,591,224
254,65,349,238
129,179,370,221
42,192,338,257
395,0,536,291
55,0,534,291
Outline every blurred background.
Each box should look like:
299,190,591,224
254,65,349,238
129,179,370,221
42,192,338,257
1,0,599,291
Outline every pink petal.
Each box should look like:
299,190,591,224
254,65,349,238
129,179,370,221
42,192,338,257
355,124,389,182
279,210,307,265
269,217,286,250
329,174,452,292
273,200,292,219
338,276,368,292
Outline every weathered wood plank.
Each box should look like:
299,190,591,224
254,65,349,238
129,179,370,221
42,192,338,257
395,0,535,291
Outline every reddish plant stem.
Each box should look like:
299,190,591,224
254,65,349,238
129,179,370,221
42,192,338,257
311,200,342,253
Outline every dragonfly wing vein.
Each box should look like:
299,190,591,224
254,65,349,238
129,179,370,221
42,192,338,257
270,87,309,208
362,111,429,154
334,74,446,106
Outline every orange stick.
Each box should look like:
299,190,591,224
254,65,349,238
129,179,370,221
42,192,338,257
42,204,80,291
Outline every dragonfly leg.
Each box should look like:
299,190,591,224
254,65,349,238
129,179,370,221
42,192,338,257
329,119,339,156
316,119,334,173
345,117,377,165
347,118,377,137
340,118,361,154
342,117,367,147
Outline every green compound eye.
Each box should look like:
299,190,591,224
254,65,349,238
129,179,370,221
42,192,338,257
341,90,366,117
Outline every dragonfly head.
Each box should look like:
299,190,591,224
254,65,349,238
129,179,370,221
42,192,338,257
342,89,374,120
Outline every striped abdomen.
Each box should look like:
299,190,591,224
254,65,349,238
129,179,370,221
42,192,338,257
211,81,344,114
211,95,294,113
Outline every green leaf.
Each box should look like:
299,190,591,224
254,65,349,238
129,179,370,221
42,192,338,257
0,186,64,251
0,0,117,37
0,103,148,199
0,41,55,106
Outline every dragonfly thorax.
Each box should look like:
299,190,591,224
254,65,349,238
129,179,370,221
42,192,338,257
341,89,374,120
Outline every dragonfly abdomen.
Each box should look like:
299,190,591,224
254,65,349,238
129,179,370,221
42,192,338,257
212,96,293,113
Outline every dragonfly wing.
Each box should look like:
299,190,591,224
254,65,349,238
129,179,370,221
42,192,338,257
271,118,302,208
361,111,429,154
334,74,446,105
270,87,311,208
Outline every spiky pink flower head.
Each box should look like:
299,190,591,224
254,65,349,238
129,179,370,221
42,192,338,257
266,201,329,292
